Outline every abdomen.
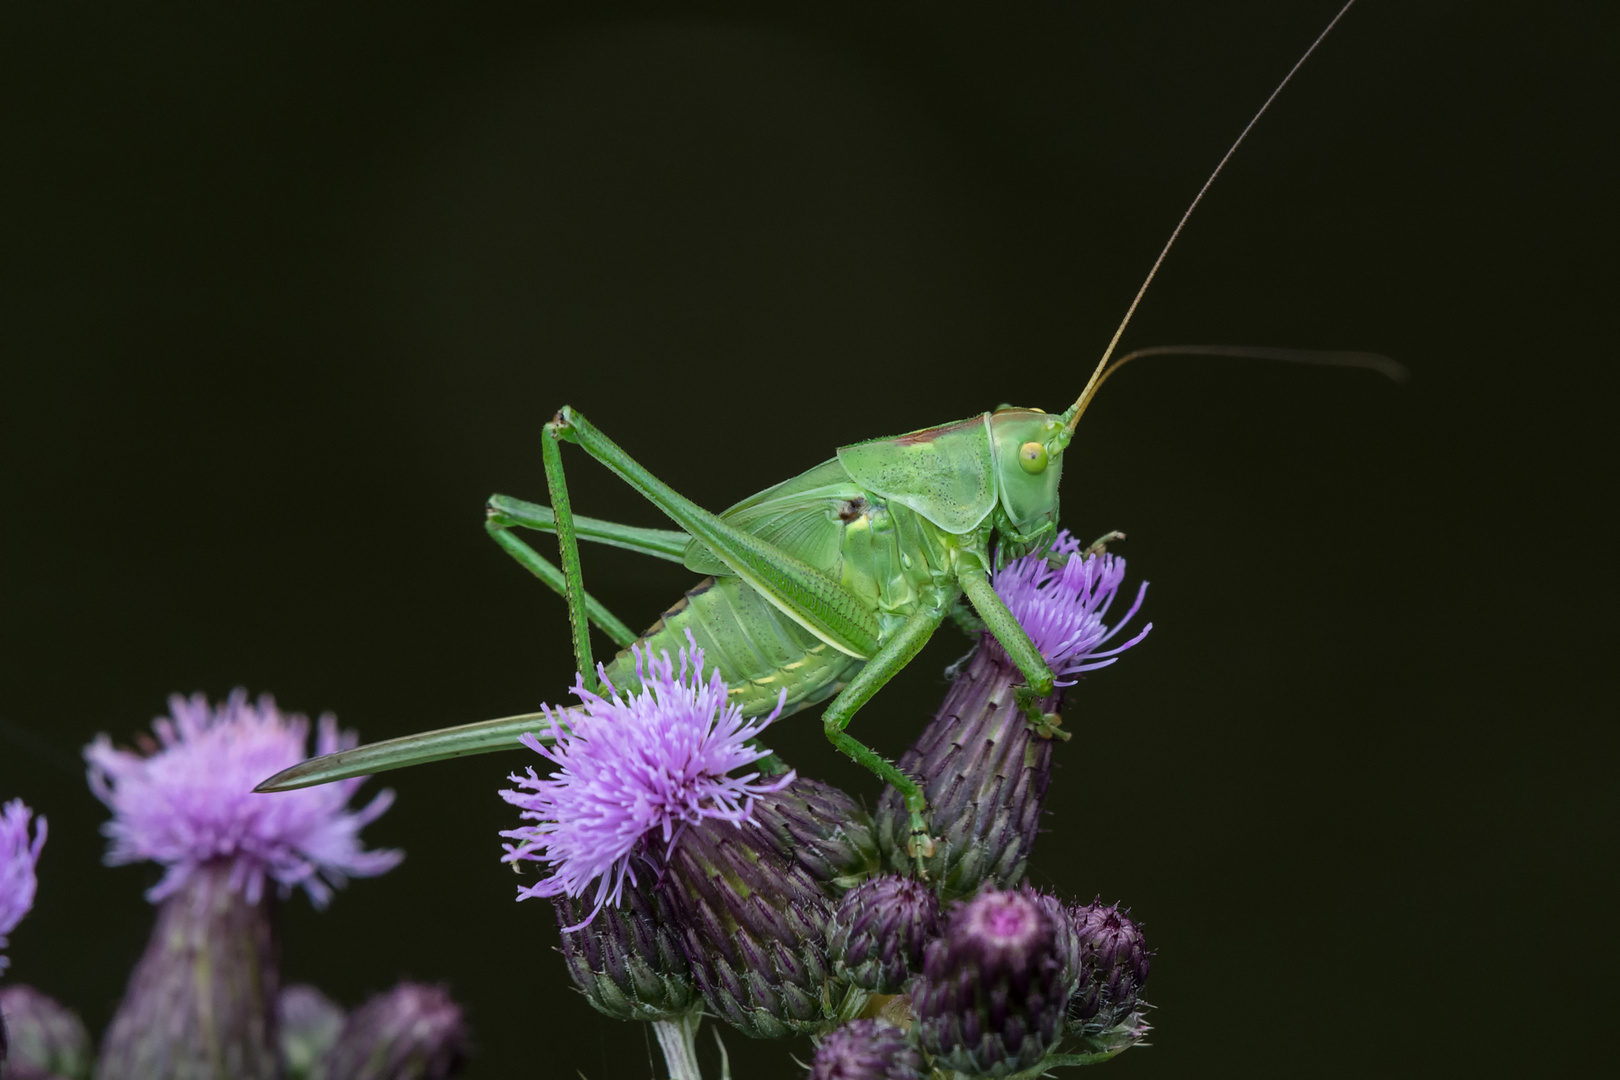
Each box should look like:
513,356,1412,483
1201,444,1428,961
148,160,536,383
602,575,863,720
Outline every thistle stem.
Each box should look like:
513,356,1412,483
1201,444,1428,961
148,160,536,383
652,1014,704,1080
96,861,280,1080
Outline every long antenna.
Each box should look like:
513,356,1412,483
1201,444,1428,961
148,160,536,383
1093,345,1407,395
1062,0,1361,438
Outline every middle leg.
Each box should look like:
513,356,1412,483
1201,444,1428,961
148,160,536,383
820,604,950,867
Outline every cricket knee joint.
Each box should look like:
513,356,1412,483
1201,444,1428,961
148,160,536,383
545,409,578,440
823,710,852,736
1020,670,1055,698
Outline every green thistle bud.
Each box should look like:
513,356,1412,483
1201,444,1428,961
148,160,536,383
0,984,93,1080
553,853,699,1023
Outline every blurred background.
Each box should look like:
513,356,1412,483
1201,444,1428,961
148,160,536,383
2,1,1614,1076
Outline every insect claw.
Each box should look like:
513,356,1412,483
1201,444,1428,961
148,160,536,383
1083,530,1127,558
907,827,937,863
1031,711,1072,741
906,800,937,873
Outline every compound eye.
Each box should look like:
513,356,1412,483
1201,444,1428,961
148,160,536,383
1017,441,1048,474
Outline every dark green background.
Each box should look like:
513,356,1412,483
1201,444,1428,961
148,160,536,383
2,2,1612,1076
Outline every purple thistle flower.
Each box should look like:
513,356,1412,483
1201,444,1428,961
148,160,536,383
500,633,794,927
97,860,282,1080
0,799,46,975
85,689,401,908
992,530,1151,683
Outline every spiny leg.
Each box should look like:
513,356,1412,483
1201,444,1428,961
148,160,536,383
819,604,949,870
484,518,637,648
486,494,691,563
542,418,599,691
956,567,1065,738
486,492,702,652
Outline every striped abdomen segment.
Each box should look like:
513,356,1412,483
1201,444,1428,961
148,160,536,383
603,575,863,720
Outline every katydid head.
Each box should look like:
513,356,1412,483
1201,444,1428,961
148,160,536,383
989,407,1066,544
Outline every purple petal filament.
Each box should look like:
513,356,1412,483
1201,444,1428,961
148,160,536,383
993,530,1151,683
500,632,794,929
0,798,46,973
85,690,402,908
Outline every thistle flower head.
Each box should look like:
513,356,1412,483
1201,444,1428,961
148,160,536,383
85,690,402,907
993,530,1150,683
913,887,1081,1077
319,983,468,1080
0,983,92,1077
809,1019,923,1080
0,799,46,974
500,632,794,927
1067,899,1151,1037
829,874,942,994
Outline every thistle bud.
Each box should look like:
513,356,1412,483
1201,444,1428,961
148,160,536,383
827,875,941,994
553,853,698,1022
97,862,281,1080
0,984,92,1080
659,812,836,1040
279,984,345,1080
807,1020,923,1080
314,983,468,1080
911,888,1080,1077
1066,900,1151,1047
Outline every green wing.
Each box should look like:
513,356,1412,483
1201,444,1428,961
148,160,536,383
683,457,864,577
